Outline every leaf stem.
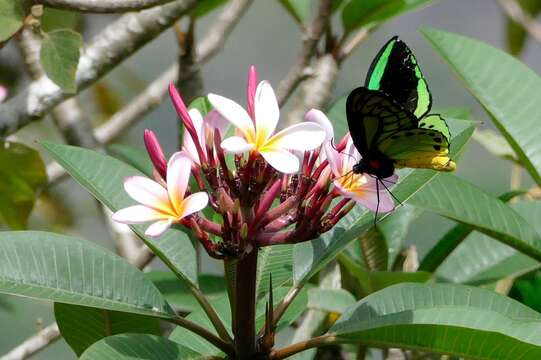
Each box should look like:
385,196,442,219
269,334,338,359
190,285,233,343
270,285,302,329
167,316,235,356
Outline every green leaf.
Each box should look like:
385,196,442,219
473,129,519,164
80,334,203,360
146,272,226,313
42,142,198,286
40,29,82,93
407,173,541,261
331,283,541,358
293,120,474,286
420,190,527,272
422,27,541,187
0,0,24,42
278,0,312,24
107,144,153,176
505,0,541,56
55,303,161,356
341,0,436,33
514,273,541,313
308,288,355,314
437,201,541,285
0,231,174,318
188,96,213,117
255,245,293,300
192,0,228,18
0,140,47,229
41,8,81,32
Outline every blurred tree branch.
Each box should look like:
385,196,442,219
498,0,541,44
276,0,334,107
38,0,179,13
0,0,198,137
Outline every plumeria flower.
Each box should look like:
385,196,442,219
208,80,326,174
112,151,209,237
305,109,397,213
0,85,7,103
182,108,229,165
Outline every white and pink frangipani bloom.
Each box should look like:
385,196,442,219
182,108,230,165
327,137,397,213
208,81,327,174
112,151,209,237
305,109,397,213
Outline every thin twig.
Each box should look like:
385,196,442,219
498,0,541,44
190,285,233,343
0,0,199,136
271,285,302,329
167,317,235,356
337,28,369,63
269,334,338,359
39,0,179,13
0,324,61,360
276,0,334,106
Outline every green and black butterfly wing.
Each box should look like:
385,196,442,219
365,36,432,119
346,86,417,157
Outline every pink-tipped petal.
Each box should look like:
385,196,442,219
324,143,342,177
145,219,173,237
254,81,280,143
247,65,258,119
167,151,192,213
205,110,230,137
260,148,300,174
334,179,395,213
305,109,334,141
180,192,209,218
124,176,171,213
144,130,167,178
221,136,254,154
268,122,326,151
112,205,167,224
208,93,255,141
169,84,194,131
0,86,7,103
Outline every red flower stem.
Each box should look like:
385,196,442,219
259,195,299,228
327,198,350,219
256,230,294,246
263,214,296,232
254,179,281,221
196,216,222,236
213,129,233,187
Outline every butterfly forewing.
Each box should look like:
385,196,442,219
365,36,432,119
346,87,418,157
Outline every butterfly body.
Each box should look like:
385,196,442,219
346,36,456,178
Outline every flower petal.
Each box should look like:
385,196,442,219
205,109,230,138
112,205,167,224
266,122,326,151
167,151,192,214
324,143,341,177
145,219,173,237
254,81,280,144
260,148,300,174
305,109,334,141
221,136,255,154
208,93,255,141
169,84,195,131
180,192,209,218
124,176,171,213
334,178,395,213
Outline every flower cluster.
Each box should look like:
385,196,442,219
113,66,397,259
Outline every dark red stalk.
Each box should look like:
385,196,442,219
143,129,167,178
259,195,299,228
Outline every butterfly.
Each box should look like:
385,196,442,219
347,36,456,182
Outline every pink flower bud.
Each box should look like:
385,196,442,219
246,65,257,120
143,129,167,179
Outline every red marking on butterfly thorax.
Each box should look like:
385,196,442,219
369,160,381,170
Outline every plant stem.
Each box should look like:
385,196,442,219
271,285,302,329
168,316,234,356
269,335,338,359
234,249,258,359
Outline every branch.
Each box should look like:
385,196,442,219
498,0,541,44
0,324,61,360
269,335,338,360
39,0,179,13
276,0,333,107
0,0,198,137
336,28,369,63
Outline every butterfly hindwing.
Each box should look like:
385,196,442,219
365,36,432,119
378,115,455,171
346,87,418,157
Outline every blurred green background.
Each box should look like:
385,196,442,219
1,0,540,358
